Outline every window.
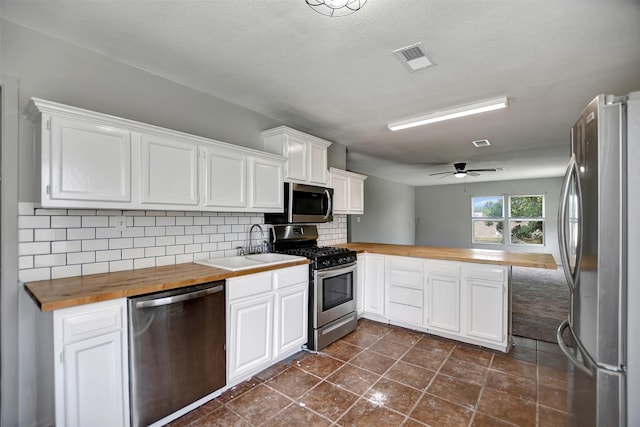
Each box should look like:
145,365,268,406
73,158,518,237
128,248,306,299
471,194,545,246
472,196,504,244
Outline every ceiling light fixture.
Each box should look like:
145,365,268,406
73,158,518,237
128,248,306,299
305,0,367,17
387,96,509,131
454,172,467,178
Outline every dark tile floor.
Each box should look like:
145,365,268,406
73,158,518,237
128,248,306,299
169,319,574,426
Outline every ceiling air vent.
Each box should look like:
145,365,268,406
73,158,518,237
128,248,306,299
392,42,435,72
472,139,491,148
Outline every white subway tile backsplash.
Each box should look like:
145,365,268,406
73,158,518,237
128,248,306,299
145,246,166,257
20,268,51,282
19,216,50,229
110,259,133,272
67,252,96,265
96,227,122,239
34,254,66,268
19,256,33,269
82,239,109,251
19,229,34,242
20,242,51,256
52,265,81,279
82,262,109,276
34,228,67,241
68,228,96,240
155,255,175,266
134,258,156,269
109,238,133,250
52,216,82,228
95,250,121,262
17,202,346,281
156,217,176,226
122,248,145,259
52,240,82,254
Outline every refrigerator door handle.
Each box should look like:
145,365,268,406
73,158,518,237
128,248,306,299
557,319,593,376
557,154,582,293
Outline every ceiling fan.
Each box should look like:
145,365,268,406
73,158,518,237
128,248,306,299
429,162,497,179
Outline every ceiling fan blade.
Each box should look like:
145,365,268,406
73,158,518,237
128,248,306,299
429,171,455,176
467,171,480,176
466,168,497,172
438,173,454,179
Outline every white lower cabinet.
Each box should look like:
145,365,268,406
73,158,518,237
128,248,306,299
359,253,510,352
356,258,365,316
227,265,308,385
385,256,424,328
363,254,385,318
53,299,129,427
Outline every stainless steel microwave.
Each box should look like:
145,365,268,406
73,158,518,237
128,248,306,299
265,183,333,224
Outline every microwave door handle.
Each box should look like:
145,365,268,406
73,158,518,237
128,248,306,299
323,188,332,220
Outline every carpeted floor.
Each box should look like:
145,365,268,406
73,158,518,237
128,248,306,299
512,266,570,343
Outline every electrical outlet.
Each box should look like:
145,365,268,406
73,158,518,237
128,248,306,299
114,215,127,232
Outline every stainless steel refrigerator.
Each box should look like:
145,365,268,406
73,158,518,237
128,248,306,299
557,91,640,427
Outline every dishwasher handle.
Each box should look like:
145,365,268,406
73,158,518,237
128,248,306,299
135,284,224,309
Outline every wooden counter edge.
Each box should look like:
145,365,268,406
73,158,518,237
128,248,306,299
337,243,558,270
25,259,310,312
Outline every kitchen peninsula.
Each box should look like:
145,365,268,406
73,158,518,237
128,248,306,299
338,242,557,354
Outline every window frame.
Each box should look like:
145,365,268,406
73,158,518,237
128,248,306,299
471,194,546,247
470,195,505,245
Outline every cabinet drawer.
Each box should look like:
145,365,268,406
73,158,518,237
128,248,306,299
227,272,272,300
388,285,423,307
387,302,422,325
427,260,461,277
61,303,124,344
388,257,424,272
273,265,308,289
389,270,423,289
463,264,507,282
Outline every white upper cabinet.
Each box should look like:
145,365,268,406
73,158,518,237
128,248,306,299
249,156,284,210
329,168,367,215
139,134,199,206
262,126,332,186
28,98,284,213
46,115,132,207
203,146,247,209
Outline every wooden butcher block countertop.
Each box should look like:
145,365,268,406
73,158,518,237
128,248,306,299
337,243,557,269
25,259,309,312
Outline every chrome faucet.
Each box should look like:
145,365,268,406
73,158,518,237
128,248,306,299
248,224,266,254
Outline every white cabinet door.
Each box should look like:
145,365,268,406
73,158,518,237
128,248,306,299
331,173,348,214
62,330,127,427
364,254,385,316
426,273,461,334
466,278,505,342
228,294,274,382
348,177,365,214
356,257,365,316
308,142,328,185
285,135,308,182
139,134,199,206
48,116,131,204
203,147,247,208
249,156,283,210
274,284,308,358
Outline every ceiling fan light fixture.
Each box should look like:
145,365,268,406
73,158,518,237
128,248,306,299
387,96,509,131
453,172,466,178
305,0,367,17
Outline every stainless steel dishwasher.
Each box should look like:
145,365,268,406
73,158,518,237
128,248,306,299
128,281,226,427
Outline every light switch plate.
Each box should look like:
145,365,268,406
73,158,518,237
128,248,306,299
114,215,127,232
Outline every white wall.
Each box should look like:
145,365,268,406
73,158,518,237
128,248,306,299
415,177,563,263
348,175,415,245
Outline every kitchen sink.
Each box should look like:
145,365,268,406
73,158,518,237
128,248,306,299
195,253,305,271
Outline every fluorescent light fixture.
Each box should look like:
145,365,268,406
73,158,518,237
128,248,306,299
388,96,508,131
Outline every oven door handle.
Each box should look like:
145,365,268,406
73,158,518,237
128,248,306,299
316,263,357,279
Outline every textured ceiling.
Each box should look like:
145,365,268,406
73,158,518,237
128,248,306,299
2,0,640,186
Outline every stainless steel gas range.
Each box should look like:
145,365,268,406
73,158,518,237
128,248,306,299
271,225,357,351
